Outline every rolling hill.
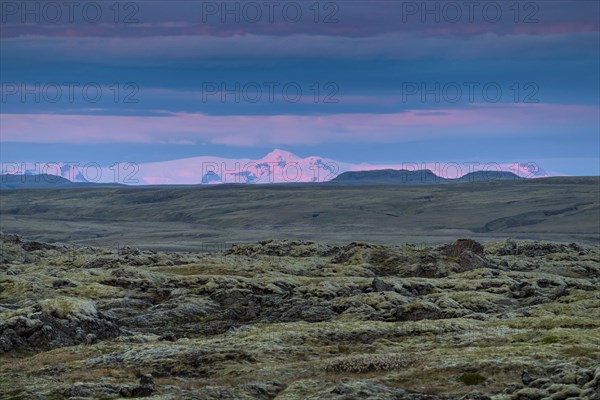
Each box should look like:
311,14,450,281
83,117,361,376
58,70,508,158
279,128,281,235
0,177,597,248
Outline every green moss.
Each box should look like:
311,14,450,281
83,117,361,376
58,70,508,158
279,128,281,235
39,297,97,319
459,372,487,385
541,336,560,344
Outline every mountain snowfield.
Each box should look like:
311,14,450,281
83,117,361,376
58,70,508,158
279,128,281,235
2,149,551,185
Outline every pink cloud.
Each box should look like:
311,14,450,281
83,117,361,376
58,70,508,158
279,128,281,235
1,103,597,146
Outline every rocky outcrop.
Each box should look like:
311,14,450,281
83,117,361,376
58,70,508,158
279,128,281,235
510,366,600,400
0,298,119,353
443,239,485,257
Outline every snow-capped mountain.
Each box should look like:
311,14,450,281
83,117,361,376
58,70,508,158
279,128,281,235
131,149,353,185
1,149,552,185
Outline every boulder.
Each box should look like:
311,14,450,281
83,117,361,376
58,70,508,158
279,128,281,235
443,239,485,257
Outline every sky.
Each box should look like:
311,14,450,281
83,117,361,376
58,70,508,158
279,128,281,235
1,0,599,178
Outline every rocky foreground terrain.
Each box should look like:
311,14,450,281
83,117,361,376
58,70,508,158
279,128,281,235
0,233,598,399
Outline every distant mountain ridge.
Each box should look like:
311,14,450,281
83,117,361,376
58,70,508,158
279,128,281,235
331,169,522,185
1,169,526,189
1,149,551,186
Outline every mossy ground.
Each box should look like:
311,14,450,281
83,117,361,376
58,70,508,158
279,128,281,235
1,236,599,399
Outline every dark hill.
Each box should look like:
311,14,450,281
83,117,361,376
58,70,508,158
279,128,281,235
0,174,125,190
330,169,446,185
457,171,521,182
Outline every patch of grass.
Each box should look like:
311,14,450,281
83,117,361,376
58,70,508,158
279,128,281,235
0,347,93,372
458,372,487,385
562,345,600,358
